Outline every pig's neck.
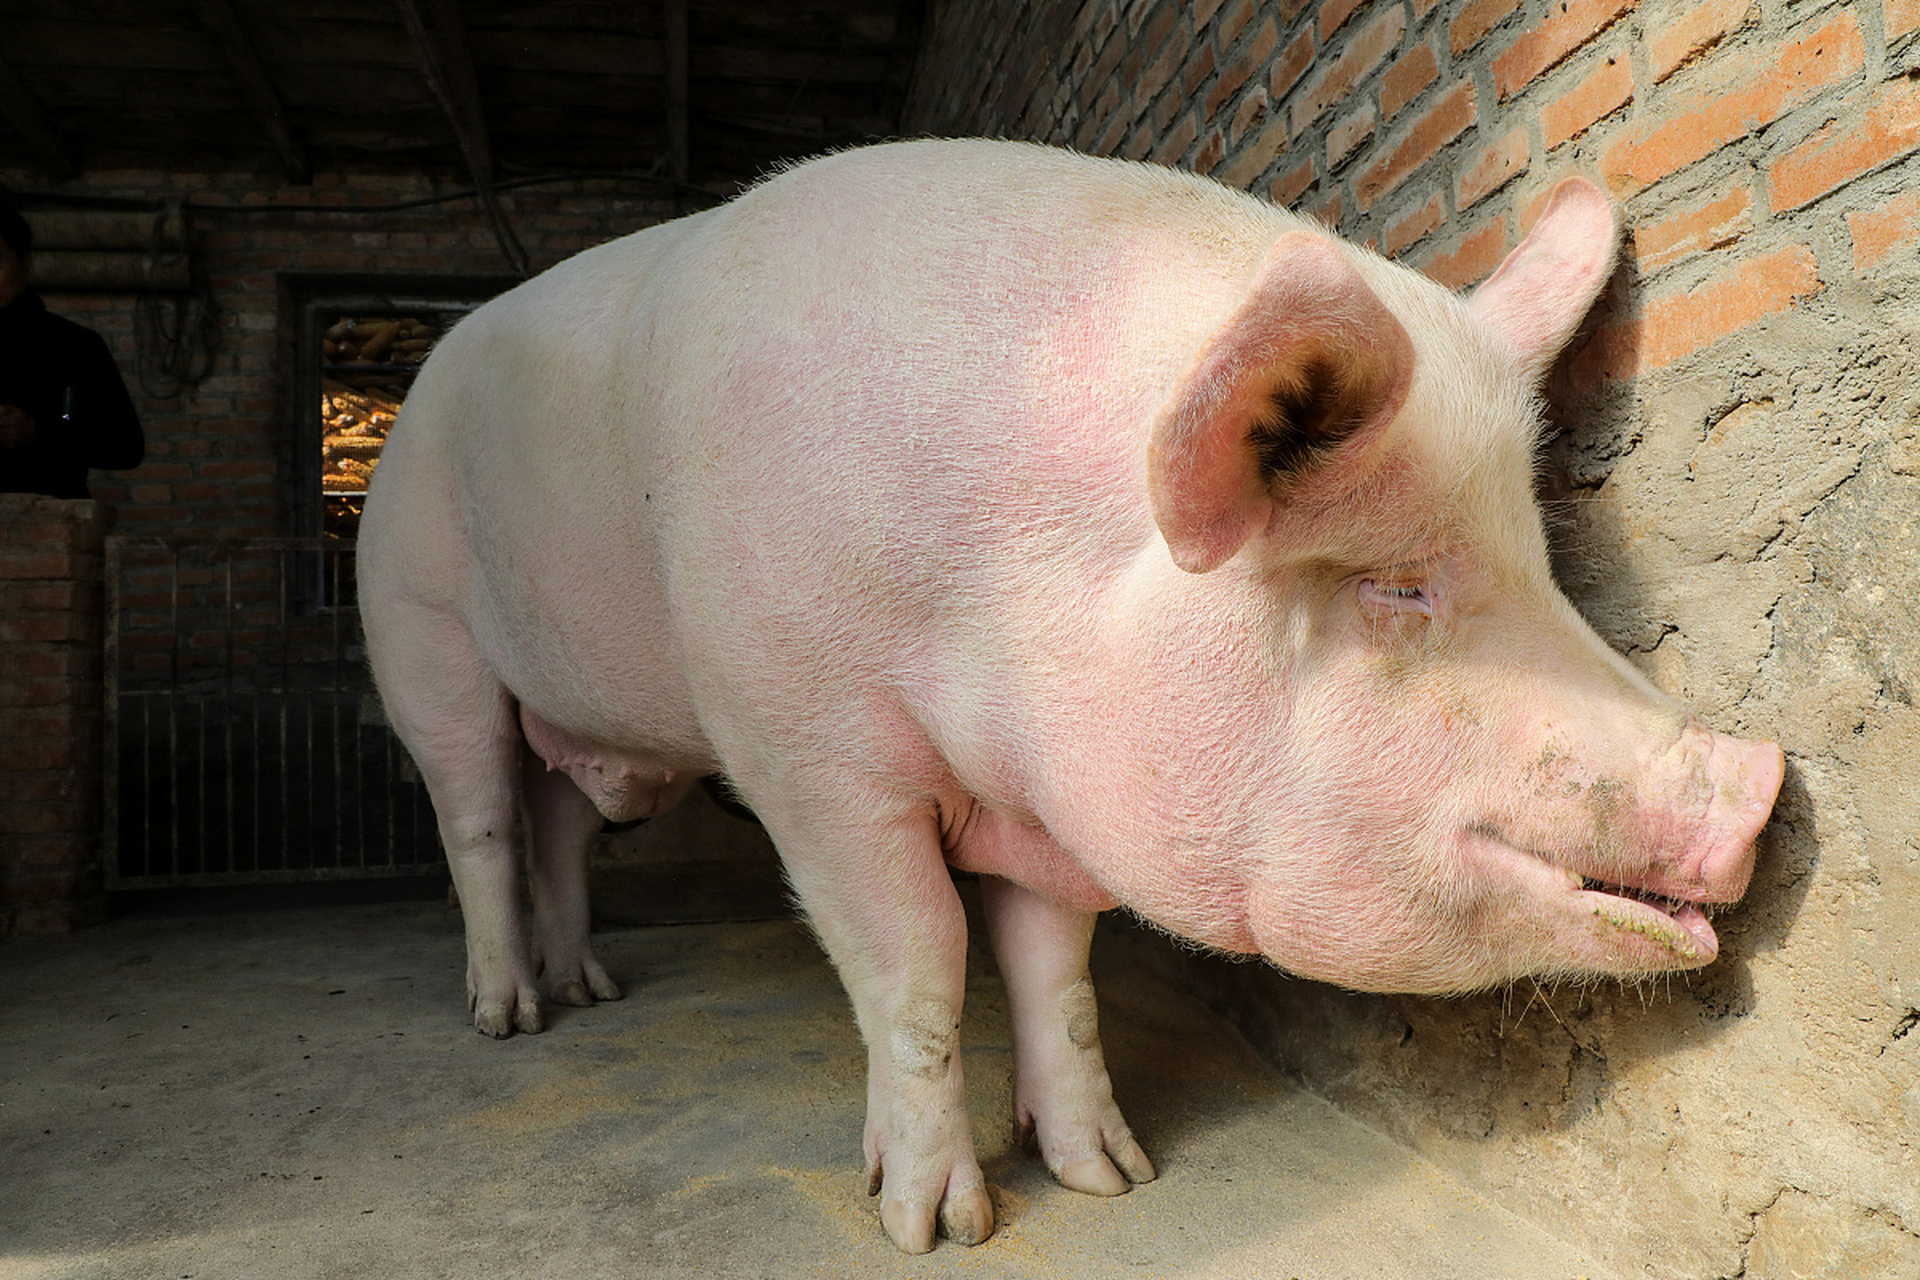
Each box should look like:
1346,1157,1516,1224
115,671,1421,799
1021,548,1280,955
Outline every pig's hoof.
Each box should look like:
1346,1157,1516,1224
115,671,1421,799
548,961,622,1008
1058,1155,1131,1196
879,1183,994,1254
472,993,543,1038
939,1184,994,1246
880,1198,937,1255
547,974,617,1008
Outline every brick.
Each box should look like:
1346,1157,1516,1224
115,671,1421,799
1848,185,1920,271
1381,40,1439,120
1229,86,1270,144
1456,127,1531,209
1354,81,1476,211
1649,0,1757,83
1574,244,1823,381
1632,186,1755,271
1292,8,1407,133
1769,79,1920,212
1542,53,1634,148
0,549,88,581
1452,0,1520,57
1320,0,1368,42
1493,0,1638,101
1151,112,1201,166
1215,0,1259,47
1193,128,1227,174
1384,192,1447,256
1182,35,1218,100
1600,14,1866,195
1419,216,1510,289
1219,113,1291,188
1305,186,1344,228
1205,17,1279,119
1272,155,1319,207
1329,103,1378,166
1270,27,1316,100
1891,0,1920,40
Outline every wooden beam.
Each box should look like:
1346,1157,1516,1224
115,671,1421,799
394,0,528,275
664,0,689,187
0,53,78,180
395,0,495,184
187,0,311,184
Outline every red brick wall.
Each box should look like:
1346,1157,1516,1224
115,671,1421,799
908,0,1920,349
0,495,110,938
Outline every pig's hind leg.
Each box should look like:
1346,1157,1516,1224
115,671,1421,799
365,606,543,1037
520,750,621,1008
979,877,1156,1196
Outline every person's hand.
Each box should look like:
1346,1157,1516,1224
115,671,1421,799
0,403,37,448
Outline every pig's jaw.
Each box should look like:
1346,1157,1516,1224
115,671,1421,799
1466,824,1725,974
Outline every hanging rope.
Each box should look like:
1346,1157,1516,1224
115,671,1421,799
135,200,218,399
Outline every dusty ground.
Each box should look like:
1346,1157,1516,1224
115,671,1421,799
1,892,1618,1280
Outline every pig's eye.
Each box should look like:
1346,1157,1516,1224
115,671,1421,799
1359,578,1433,617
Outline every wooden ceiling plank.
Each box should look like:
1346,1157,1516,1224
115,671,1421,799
665,0,689,186
186,0,312,183
0,52,79,179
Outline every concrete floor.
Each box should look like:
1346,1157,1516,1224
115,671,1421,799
1,891,1619,1280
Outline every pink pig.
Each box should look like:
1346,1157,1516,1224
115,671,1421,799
358,139,1784,1253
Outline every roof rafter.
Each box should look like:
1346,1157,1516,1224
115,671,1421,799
187,0,311,184
394,0,528,275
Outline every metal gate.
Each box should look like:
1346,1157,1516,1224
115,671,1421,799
105,537,439,888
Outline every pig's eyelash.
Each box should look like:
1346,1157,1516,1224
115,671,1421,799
1358,578,1434,616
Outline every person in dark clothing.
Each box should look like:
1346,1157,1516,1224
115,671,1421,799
0,204,145,499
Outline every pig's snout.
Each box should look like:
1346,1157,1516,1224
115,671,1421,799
1630,722,1784,906
1547,725,1784,976
1682,728,1785,903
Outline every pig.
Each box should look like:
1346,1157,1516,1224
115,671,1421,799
357,139,1785,1254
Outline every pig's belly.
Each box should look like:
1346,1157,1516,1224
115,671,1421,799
519,705,703,823
464,554,720,792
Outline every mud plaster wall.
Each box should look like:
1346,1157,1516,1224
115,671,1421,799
905,2,1920,1277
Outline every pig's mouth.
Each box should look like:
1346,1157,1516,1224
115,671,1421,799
1470,826,1721,968
1574,876,1719,963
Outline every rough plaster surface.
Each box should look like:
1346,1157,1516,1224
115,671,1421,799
1163,226,1920,1280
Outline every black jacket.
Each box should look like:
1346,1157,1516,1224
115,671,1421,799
0,291,145,499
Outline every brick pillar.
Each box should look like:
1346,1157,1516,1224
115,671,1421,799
0,494,112,938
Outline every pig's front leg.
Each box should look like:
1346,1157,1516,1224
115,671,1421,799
980,876,1156,1195
772,804,995,1254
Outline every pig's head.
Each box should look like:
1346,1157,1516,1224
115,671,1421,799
1113,178,1784,995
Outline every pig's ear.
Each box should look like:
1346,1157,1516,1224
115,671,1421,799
1468,177,1617,383
1148,231,1414,574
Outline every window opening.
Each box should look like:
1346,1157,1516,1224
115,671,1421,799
292,279,514,609
318,312,452,540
